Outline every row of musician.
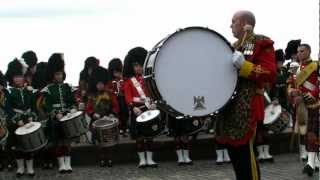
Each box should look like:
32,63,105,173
0,44,314,177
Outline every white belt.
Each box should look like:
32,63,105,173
302,81,316,91
13,108,30,114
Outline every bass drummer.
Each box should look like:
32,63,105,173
42,53,77,174
216,10,276,180
123,47,158,168
5,58,38,177
87,66,119,168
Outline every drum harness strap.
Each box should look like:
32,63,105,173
131,77,151,109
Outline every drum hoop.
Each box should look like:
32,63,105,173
144,26,235,118
60,111,83,122
15,122,41,135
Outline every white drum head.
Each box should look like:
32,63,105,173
264,104,282,124
152,27,236,116
136,110,160,122
60,111,83,122
15,122,41,135
93,119,114,128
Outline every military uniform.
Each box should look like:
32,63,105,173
123,47,158,168
289,59,319,176
42,53,75,173
216,33,276,180
108,58,129,135
5,59,37,177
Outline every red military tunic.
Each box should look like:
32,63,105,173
216,34,277,146
296,60,319,152
123,75,149,107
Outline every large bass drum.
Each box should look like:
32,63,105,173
144,27,236,117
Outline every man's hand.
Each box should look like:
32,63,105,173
133,107,142,115
56,113,63,120
17,120,24,127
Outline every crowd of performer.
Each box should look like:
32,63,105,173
0,11,318,180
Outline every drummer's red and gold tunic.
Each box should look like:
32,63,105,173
216,34,276,146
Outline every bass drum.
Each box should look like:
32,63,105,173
144,27,236,117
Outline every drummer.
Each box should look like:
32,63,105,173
42,53,77,174
5,58,38,177
87,66,119,167
255,49,287,163
216,10,276,180
108,58,129,137
123,47,158,168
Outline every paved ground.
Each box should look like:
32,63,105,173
0,153,317,180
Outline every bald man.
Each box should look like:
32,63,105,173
215,10,276,180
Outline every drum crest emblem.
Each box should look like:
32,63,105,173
193,96,206,110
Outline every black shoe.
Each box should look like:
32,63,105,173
264,157,274,163
216,161,223,165
138,164,147,169
66,169,72,174
27,172,35,177
148,163,158,168
100,160,107,167
178,162,184,166
107,160,113,167
184,161,193,166
59,169,67,174
16,172,24,178
258,159,265,163
302,157,308,162
303,164,314,177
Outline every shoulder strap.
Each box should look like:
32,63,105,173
296,61,318,87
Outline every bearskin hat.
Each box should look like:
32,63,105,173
0,71,7,88
108,58,123,79
285,39,301,60
5,58,28,86
32,62,48,89
123,47,147,78
47,53,65,82
275,49,285,62
88,66,109,93
79,56,100,82
22,50,38,68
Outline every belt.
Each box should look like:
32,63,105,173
13,108,30,114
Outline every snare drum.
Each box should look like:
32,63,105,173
136,110,164,138
264,104,290,133
144,27,236,117
92,116,119,147
60,111,88,139
15,122,47,152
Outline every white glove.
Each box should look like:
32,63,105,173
149,103,157,110
78,103,85,110
93,113,101,119
70,108,77,113
232,51,245,69
17,120,24,127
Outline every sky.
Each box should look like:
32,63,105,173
0,0,318,85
